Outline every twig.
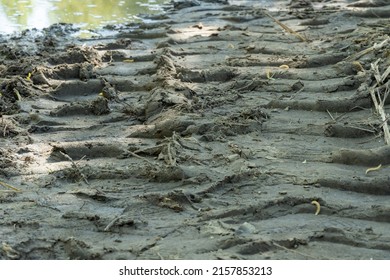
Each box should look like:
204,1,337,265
59,151,90,185
332,111,349,121
345,125,376,134
371,59,382,84
156,251,164,260
0,181,21,192
347,37,389,61
183,193,202,211
3,124,7,137
263,11,307,42
369,58,390,145
369,87,390,145
13,88,22,101
167,142,176,166
104,215,125,232
381,65,390,83
271,241,320,259
357,134,383,144
127,150,155,166
326,110,335,121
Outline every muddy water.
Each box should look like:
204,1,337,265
0,0,168,34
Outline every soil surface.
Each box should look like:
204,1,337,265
0,0,390,260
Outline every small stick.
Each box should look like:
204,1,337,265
167,142,176,166
370,88,390,145
326,110,335,121
3,124,7,137
381,66,390,83
263,11,307,42
59,151,89,185
183,193,201,211
271,241,319,259
13,89,22,101
0,181,21,192
380,84,389,107
104,215,125,232
371,59,382,84
127,150,155,166
156,251,164,260
345,125,376,134
347,37,389,61
368,59,390,145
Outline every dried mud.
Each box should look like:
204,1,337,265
0,0,390,259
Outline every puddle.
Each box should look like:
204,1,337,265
0,0,168,34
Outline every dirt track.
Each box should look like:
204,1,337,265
1,0,390,259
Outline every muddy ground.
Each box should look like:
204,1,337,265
0,0,389,260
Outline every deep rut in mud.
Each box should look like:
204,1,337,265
0,0,390,259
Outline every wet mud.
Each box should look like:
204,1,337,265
0,0,390,259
